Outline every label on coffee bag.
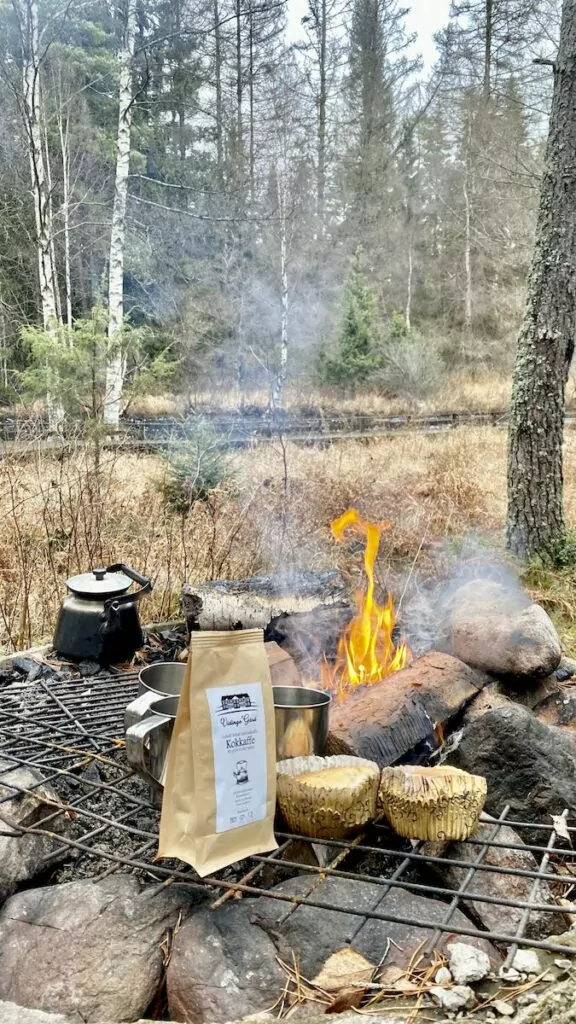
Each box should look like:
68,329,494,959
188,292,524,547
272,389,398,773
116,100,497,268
206,682,267,833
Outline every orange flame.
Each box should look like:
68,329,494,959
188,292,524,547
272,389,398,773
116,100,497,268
321,508,411,702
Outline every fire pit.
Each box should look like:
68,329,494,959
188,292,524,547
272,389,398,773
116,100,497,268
1,525,576,1022
0,664,574,951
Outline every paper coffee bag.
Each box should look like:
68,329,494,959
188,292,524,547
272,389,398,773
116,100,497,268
157,628,277,876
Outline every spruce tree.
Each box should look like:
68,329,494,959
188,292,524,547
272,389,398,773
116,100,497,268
321,247,381,386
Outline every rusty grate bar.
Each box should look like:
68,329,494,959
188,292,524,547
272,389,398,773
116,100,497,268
0,670,576,957
503,813,564,969
423,806,513,954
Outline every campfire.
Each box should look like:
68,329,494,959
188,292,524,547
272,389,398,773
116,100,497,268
320,508,411,702
0,557,576,1024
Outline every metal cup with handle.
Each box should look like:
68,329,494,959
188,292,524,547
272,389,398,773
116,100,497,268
124,662,185,732
125,695,179,806
273,685,332,759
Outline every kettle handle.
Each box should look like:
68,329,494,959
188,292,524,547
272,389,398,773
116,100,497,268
104,563,152,610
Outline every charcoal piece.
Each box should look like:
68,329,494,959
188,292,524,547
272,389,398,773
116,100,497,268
80,761,101,785
11,656,42,677
78,660,100,678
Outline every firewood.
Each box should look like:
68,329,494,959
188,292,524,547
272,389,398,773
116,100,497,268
182,571,353,675
265,641,301,687
325,652,489,768
182,570,352,632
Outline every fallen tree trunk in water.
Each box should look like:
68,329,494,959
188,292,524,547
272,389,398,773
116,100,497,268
326,652,489,768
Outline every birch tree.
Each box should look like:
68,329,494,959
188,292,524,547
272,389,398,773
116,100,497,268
104,0,137,427
507,0,576,558
13,0,63,427
13,0,58,334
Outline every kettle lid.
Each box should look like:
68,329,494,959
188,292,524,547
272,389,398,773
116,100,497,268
66,568,132,597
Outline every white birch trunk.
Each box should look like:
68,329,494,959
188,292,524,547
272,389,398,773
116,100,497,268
317,0,327,236
44,126,62,324
463,116,473,336
405,242,413,331
58,110,73,329
104,0,137,427
14,0,62,429
463,177,472,334
271,167,289,410
15,0,58,328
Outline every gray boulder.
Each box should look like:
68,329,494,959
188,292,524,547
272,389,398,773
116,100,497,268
167,874,496,1024
167,891,285,1024
450,704,576,833
0,762,68,904
0,875,199,1022
0,1004,83,1024
515,971,576,1023
445,579,561,680
424,821,567,940
0,1008,174,1024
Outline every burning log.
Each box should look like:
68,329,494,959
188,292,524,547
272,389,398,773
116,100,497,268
325,652,488,768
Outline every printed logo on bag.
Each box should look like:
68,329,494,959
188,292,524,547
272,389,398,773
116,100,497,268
207,681,267,832
217,692,256,712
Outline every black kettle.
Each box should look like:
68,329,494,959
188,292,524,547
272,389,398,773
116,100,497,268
54,563,152,664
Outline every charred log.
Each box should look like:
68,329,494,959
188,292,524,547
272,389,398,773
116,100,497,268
182,571,353,666
326,652,488,768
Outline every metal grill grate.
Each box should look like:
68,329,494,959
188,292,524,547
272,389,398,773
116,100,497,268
1,671,576,960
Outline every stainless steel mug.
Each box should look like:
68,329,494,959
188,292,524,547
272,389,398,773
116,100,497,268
124,662,185,732
125,695,179,804
273,685,331,760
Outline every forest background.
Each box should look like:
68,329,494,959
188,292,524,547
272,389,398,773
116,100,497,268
0,0,560,417
0,0,568,654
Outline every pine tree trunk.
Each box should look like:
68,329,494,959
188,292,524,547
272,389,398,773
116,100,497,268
104,0,136,428
214,0,223,176
483,0,493,101
507,0,576,560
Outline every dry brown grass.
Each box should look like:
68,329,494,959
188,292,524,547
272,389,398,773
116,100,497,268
129,371,515,418
4,422,576,655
